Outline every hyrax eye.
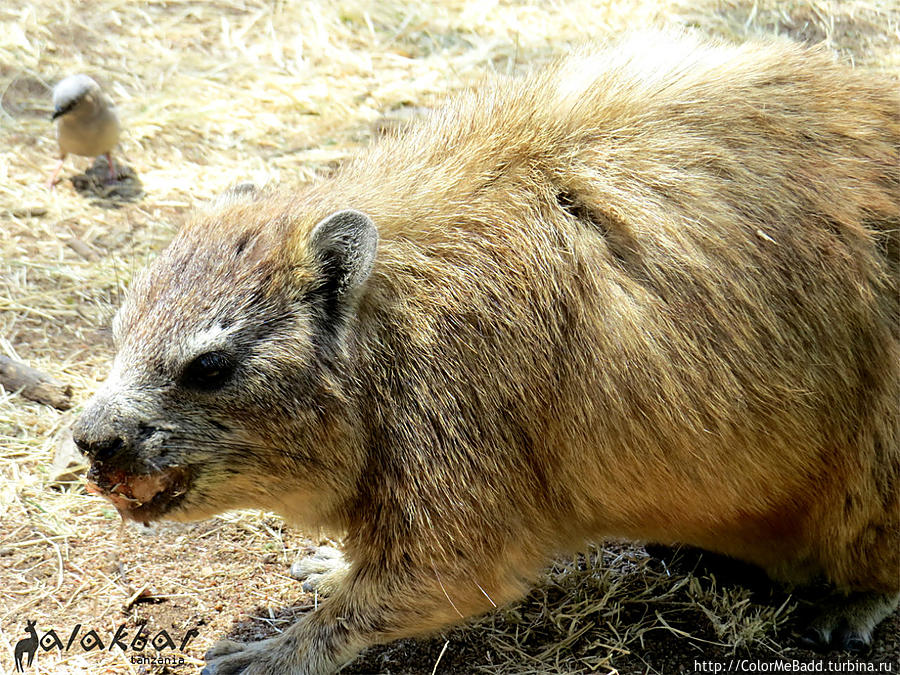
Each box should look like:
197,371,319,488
181,351,235,391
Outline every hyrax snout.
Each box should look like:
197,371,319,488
73,31,899,674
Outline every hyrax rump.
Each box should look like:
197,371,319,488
72,31,899,674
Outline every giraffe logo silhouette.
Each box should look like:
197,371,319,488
14,620,38,672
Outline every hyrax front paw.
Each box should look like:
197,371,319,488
290,545,348,594
800,592,899,653
202,635,296,675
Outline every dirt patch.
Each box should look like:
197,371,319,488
69,156,144,207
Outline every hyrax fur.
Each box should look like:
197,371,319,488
73,31,899,674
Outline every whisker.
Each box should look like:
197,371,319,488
474,580,497,608
158,440,324,466
431,558,464,619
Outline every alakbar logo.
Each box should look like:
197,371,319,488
13,619,200,672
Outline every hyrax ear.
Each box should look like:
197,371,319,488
309,209,378,297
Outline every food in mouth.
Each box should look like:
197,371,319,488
85,463,190,522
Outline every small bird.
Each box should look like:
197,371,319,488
48,74,120,188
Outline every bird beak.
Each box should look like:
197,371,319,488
52,100,76,121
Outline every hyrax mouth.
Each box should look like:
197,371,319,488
85,462,191,523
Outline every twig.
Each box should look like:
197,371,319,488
0,355,74,410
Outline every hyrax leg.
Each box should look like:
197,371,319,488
801,592,900,653
289,545,348,594
202,560,511,675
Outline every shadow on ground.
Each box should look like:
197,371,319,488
70,155,143,207
212,544,900,675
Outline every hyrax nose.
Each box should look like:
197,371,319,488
72,430,125,463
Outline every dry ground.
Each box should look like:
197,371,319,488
1,1,898,673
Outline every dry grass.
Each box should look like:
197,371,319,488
1,1,897,673
458,547,794,674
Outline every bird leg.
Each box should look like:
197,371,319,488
104,153,117,183
46,157,65,189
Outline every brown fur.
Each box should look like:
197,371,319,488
73,31,899,674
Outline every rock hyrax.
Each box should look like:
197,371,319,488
72,31,899,674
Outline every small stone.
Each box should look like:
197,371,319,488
10,205,48,218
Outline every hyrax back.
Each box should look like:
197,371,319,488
73,32,899,673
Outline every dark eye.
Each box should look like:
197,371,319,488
181,351,235,391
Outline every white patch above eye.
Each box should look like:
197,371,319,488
182,323,242,362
